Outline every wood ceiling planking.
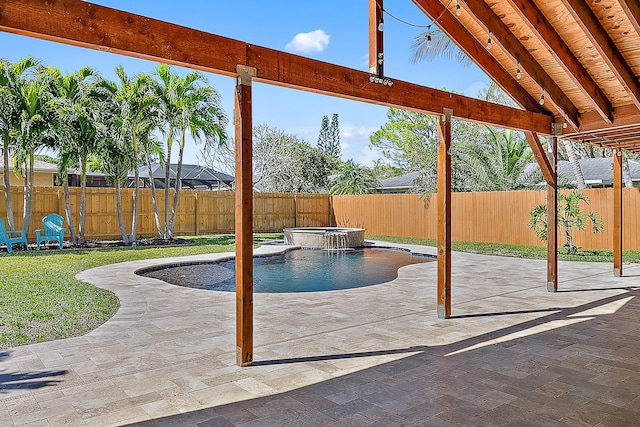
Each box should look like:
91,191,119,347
536,0,631,107
484,0,589,116
446,0,557,111
588,0,640,75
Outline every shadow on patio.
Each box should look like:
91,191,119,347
0,351,67,394
127,288,640,426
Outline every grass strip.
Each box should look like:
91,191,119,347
366,234,640,263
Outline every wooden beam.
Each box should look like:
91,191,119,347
560,0,640,111
613,150,623,277
369,0,384,77
573,104,640,134
437,108,452,319
462,0,581,128
617,0,640,38
525,132,555,185
235,65,254,367
547,135,558,292
0,0,553,134
504,0,613,123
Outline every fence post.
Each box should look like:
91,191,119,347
194,192,200,236
57,189,64,215
293,194,297,228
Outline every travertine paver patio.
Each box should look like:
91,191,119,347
1,241,639,426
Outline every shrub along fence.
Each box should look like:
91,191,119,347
332,188,640,251
0,187,332,240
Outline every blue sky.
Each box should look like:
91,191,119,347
1,1,490,168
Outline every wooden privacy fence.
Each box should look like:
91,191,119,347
332,188,640,251
0,187,331,240
2,187,639,249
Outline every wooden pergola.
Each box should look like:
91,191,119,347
2,0,638,366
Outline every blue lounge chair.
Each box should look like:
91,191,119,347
35,214,66,250
0,219,29,253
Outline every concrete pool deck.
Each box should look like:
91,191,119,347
1,241,639,426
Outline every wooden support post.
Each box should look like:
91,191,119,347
235,65,255,367
547,135,558,292
437,108,452,319
369,0,384,77
613,150,623,277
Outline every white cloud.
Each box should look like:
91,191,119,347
285,30,330,54
339,124,380,165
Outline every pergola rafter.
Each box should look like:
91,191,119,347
411,0,547,115
503,0,613,123
460,0,581,128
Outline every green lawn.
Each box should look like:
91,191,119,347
0,234,279,348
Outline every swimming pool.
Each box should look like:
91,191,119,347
139,247,433,293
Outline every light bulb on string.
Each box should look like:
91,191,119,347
563,116,568,129
455,0,461,16
539,90,545,106
516,62,522,80
486,31,492,50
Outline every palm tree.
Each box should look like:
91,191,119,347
100,66,158,244
329,160,379,195
458,128,533,191
411,28,473,67
12,67,55,234
153,64,176,239
0,56,41,231
561,140,586,189
47,66,102,244
154,64,227,239
95,132,138,242
529,191,603,254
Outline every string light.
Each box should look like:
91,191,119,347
516,62,522,80
425,24,433,48
455,0,461,16
486,31,492,50
539,89,545,106
563,116,568,129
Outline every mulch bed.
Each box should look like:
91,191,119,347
2,238,194,252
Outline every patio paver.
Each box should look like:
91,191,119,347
1,241,639,426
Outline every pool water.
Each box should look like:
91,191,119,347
141,248,433,293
